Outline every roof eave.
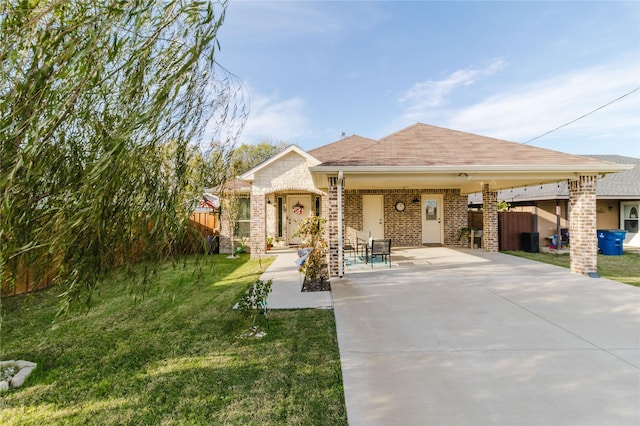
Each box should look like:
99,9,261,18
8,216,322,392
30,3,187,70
309,164,633,174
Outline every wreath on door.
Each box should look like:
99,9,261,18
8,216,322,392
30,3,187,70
292,202,304,215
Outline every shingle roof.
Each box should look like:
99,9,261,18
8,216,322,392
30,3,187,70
588,155,640,197
468,155,640,202
309,123,615,168
308,135,380,165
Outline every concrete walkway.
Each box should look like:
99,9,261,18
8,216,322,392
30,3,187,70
266,247,640,425
261,250,332,309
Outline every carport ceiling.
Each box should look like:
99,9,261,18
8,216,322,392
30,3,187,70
310,167,625,195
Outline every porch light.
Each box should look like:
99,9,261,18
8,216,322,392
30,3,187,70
412,196,420,204
457,172,470,180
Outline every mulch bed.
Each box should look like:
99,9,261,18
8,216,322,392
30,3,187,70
302,277,331,292
301,263,330,292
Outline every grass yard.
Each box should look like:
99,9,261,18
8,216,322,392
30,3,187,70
503,250,640,287
0,255,347,425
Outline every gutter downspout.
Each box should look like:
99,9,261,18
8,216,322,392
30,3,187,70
338,171,344,278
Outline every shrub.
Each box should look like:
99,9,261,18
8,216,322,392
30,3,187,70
237,278,272,329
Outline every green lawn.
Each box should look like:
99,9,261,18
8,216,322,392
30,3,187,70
503,250,640,287
0,255,347,425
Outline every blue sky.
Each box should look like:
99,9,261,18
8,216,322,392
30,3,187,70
215,1,640,157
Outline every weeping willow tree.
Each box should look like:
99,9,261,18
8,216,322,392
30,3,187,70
0,0,247,310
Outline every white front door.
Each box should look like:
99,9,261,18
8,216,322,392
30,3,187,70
287,195,312,245
363,195,384,238
422,194,443,244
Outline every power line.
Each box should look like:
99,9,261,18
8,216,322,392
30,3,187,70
523,86,640,145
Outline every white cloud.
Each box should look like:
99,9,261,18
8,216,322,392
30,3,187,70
399,59,506,116
239,90,309,145
446,62,640,144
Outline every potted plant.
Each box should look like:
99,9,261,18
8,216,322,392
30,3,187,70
458,227,472,247
266,235,274,250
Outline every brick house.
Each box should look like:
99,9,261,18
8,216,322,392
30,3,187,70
468,155,640,249
223,123,631,277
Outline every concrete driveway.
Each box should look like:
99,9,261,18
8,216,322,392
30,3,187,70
333,247,640,426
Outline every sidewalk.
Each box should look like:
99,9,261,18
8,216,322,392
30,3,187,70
262,251,333,309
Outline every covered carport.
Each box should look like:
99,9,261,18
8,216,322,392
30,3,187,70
308,123,633,277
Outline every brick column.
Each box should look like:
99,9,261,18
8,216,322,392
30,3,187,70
569,175,598,274
219,214,231,254
327,177,339,277
250,193,266,258
482,184,499,252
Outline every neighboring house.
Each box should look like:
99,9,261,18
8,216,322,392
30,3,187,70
218,123,631,277
468,155,640,248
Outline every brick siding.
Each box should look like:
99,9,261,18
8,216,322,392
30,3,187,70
327,177,339,277
482,184,499,252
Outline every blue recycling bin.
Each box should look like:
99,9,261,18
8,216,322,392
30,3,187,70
596,229,627,256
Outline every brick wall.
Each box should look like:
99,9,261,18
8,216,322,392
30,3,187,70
445,190,469,245
342,188,469,247
569,175,598,274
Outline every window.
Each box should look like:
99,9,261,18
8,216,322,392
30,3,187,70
622,202,639,234
234,197,251,238
315,196,321,216
277,197,283,237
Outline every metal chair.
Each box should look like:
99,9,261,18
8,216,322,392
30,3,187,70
343,239,356,259
366,238,392,268
355,231,370,257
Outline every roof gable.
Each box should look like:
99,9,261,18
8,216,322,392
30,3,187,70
240,145,320,181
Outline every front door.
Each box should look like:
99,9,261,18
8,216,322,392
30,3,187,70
422,194,443,244
363,195,384,238
287,195,312,245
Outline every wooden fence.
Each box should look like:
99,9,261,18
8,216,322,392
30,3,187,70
189,211,219,237
181,211,220,254
468,211,535,251
1,260,56,297
498,212,534,250
468,211,483,230
2,212,221,297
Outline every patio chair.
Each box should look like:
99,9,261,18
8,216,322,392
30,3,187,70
355,231,370,257
366,238,392,268
343,239,356,259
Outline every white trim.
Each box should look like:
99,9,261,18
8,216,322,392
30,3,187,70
338,171,344,278
310,164,632,174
